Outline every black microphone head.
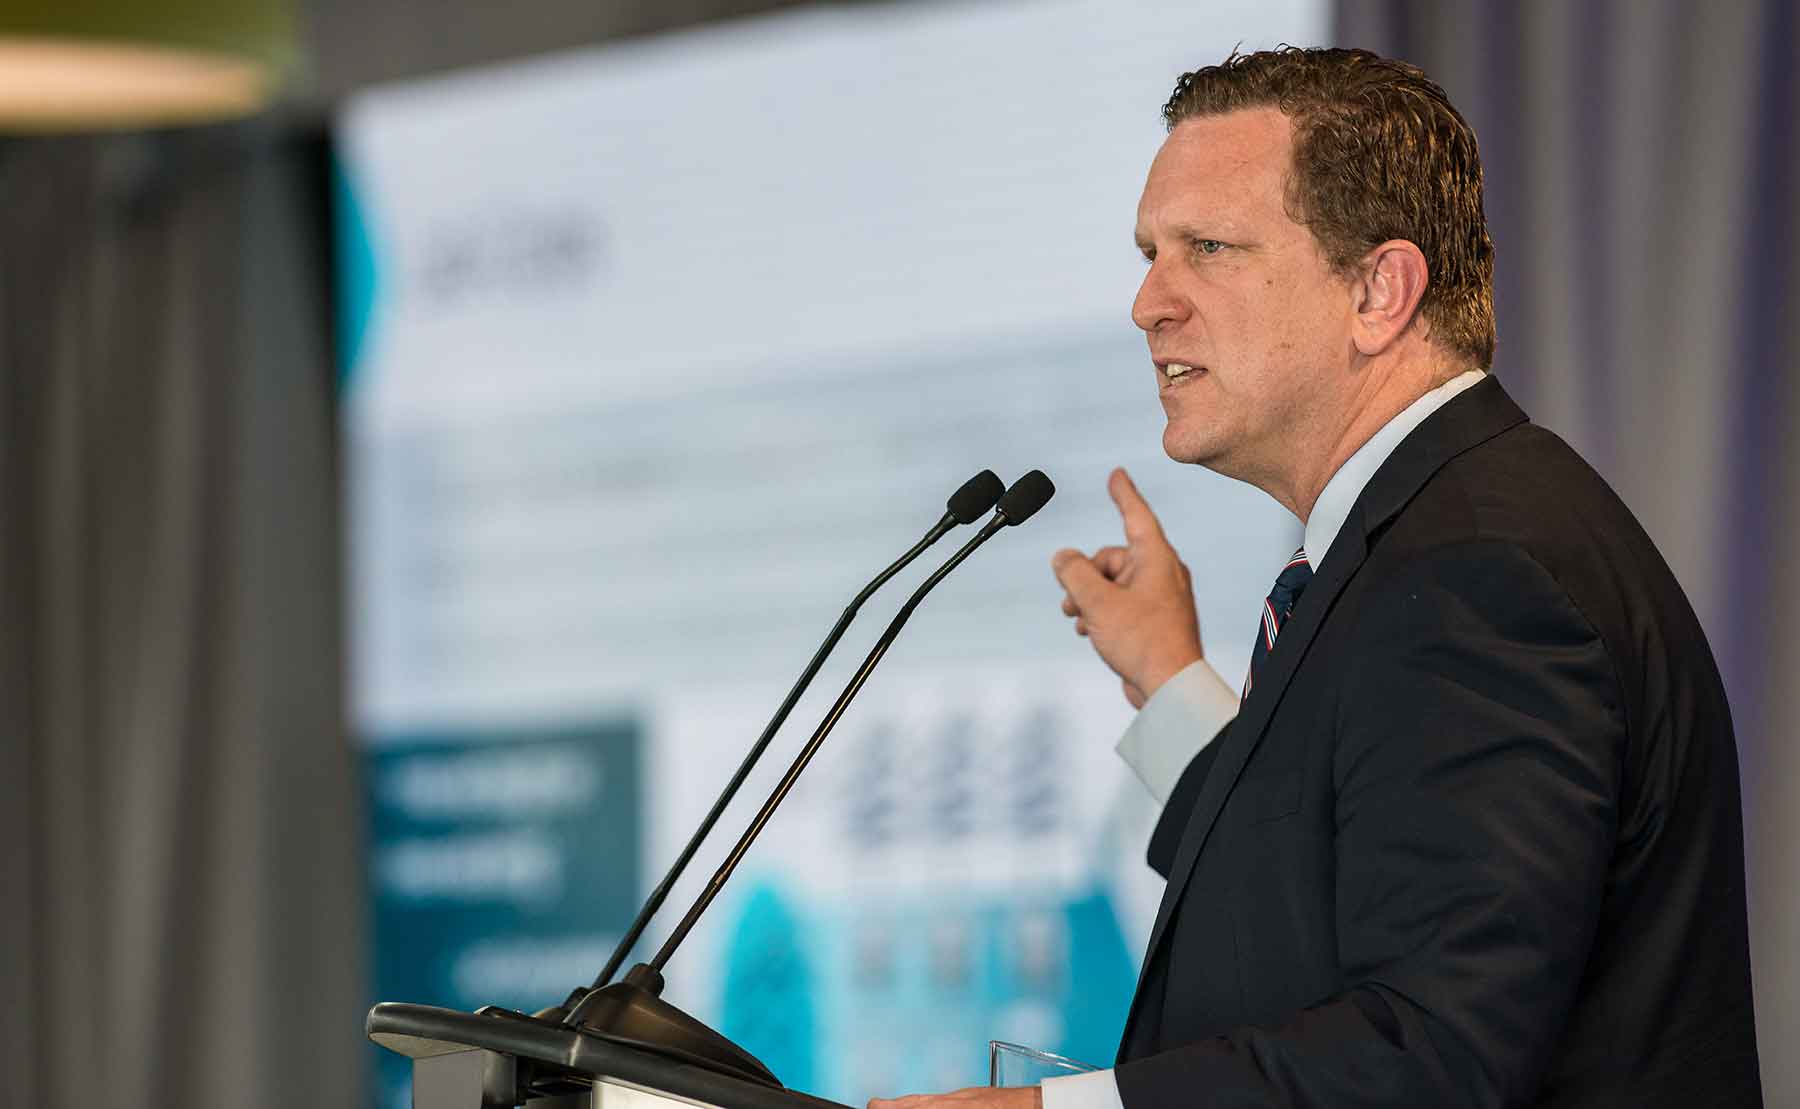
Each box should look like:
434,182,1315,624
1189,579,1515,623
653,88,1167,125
947,469,1005,524
997,470,1055,525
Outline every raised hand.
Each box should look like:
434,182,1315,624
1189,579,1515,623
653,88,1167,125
1052,468,1203,708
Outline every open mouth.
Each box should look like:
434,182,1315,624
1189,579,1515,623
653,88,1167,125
1161,362,1206,387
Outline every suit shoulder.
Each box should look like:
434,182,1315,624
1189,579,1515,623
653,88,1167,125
1372,423,1688,618
1380,423,1637,556
1362,417,1730,763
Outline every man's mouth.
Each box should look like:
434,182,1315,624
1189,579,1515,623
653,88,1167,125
1160,362,1205,386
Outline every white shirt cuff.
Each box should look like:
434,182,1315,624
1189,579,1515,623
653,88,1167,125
1039,1067,1125,1109
1114,658,1240,803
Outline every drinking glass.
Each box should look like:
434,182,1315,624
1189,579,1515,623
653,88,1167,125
988,1040,1098,1087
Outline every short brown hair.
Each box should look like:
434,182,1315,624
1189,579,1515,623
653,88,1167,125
1163,46,1496,369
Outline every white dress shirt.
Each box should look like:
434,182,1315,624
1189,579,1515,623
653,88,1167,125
1040,369,1486,1109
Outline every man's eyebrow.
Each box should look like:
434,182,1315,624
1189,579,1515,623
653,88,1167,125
1136,221,1224,250
1170,221,1226,240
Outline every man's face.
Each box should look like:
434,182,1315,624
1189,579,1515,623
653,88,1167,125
1133,108,1357,486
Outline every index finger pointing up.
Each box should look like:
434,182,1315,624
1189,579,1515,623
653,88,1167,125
1109,467,1167,547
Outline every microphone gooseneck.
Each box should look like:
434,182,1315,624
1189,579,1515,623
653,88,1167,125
636,470,1056,981
567,469,1004,1013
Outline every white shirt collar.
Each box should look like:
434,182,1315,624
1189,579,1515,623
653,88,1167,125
1302,370,1487,570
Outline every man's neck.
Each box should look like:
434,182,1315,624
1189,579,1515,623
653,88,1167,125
1285,354,1468,524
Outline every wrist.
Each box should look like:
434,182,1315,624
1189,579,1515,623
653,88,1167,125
1136,649,1203,700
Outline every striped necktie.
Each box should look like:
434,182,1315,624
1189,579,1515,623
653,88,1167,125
1242,546,1313,703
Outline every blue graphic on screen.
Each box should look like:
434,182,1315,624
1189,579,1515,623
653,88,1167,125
330,156,380,387
716,705,1139,1105
722,883,818,1091
718,884,1137,1102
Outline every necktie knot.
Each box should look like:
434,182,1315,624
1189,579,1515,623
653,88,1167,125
1270,550,1314,610
1243,547,1313,703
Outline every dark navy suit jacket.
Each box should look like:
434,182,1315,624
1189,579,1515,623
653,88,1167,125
1114,377,1761,1108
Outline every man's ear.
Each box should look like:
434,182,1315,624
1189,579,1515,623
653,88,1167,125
1350,240,1429,357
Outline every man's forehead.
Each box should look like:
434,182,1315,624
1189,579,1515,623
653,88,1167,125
1164,109,1290,167
1137,108,1293,229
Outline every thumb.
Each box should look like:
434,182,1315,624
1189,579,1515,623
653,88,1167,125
1109,468,1167,548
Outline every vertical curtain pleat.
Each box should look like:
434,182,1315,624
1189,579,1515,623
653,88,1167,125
1744,0,1800,1090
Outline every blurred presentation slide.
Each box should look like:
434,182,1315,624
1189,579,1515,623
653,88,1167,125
337,1,1320,1104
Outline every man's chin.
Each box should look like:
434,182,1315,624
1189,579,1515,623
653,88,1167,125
1163,431,1263,488
1162,428,1226,469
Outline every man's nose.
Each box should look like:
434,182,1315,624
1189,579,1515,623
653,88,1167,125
1131,260,1187,333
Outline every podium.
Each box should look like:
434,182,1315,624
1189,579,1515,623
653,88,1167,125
368,1001,852,1109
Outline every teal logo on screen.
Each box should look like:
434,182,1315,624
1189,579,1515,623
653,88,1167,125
365,721,642,1109
331,155,381,389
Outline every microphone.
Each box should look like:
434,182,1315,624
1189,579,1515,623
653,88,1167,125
546,469,1005,1019
579,470,1056,1013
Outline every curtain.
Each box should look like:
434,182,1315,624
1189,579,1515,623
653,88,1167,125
1336,1,1800,1101
0,123,363,1109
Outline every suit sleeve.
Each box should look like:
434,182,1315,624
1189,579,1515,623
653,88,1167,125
1116,540,1623,1109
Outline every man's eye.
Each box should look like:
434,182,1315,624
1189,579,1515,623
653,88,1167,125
1192,239,1226,255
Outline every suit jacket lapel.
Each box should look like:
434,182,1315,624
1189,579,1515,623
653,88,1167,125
1118,376,1529,1056
1121,517,1368,1033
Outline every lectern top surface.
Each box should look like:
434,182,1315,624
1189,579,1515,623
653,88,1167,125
367,1003,853,1109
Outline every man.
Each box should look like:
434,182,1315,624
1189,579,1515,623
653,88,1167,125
871,47,1761,1109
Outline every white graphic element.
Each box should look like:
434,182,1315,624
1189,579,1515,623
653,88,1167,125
376,831,564,903
378,743,601,818
452,934,625,1003
341,0,1316,739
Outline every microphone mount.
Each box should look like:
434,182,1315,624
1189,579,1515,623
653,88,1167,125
574,470,1056,1015
544,471,1003,1023
556,471,1052,1088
